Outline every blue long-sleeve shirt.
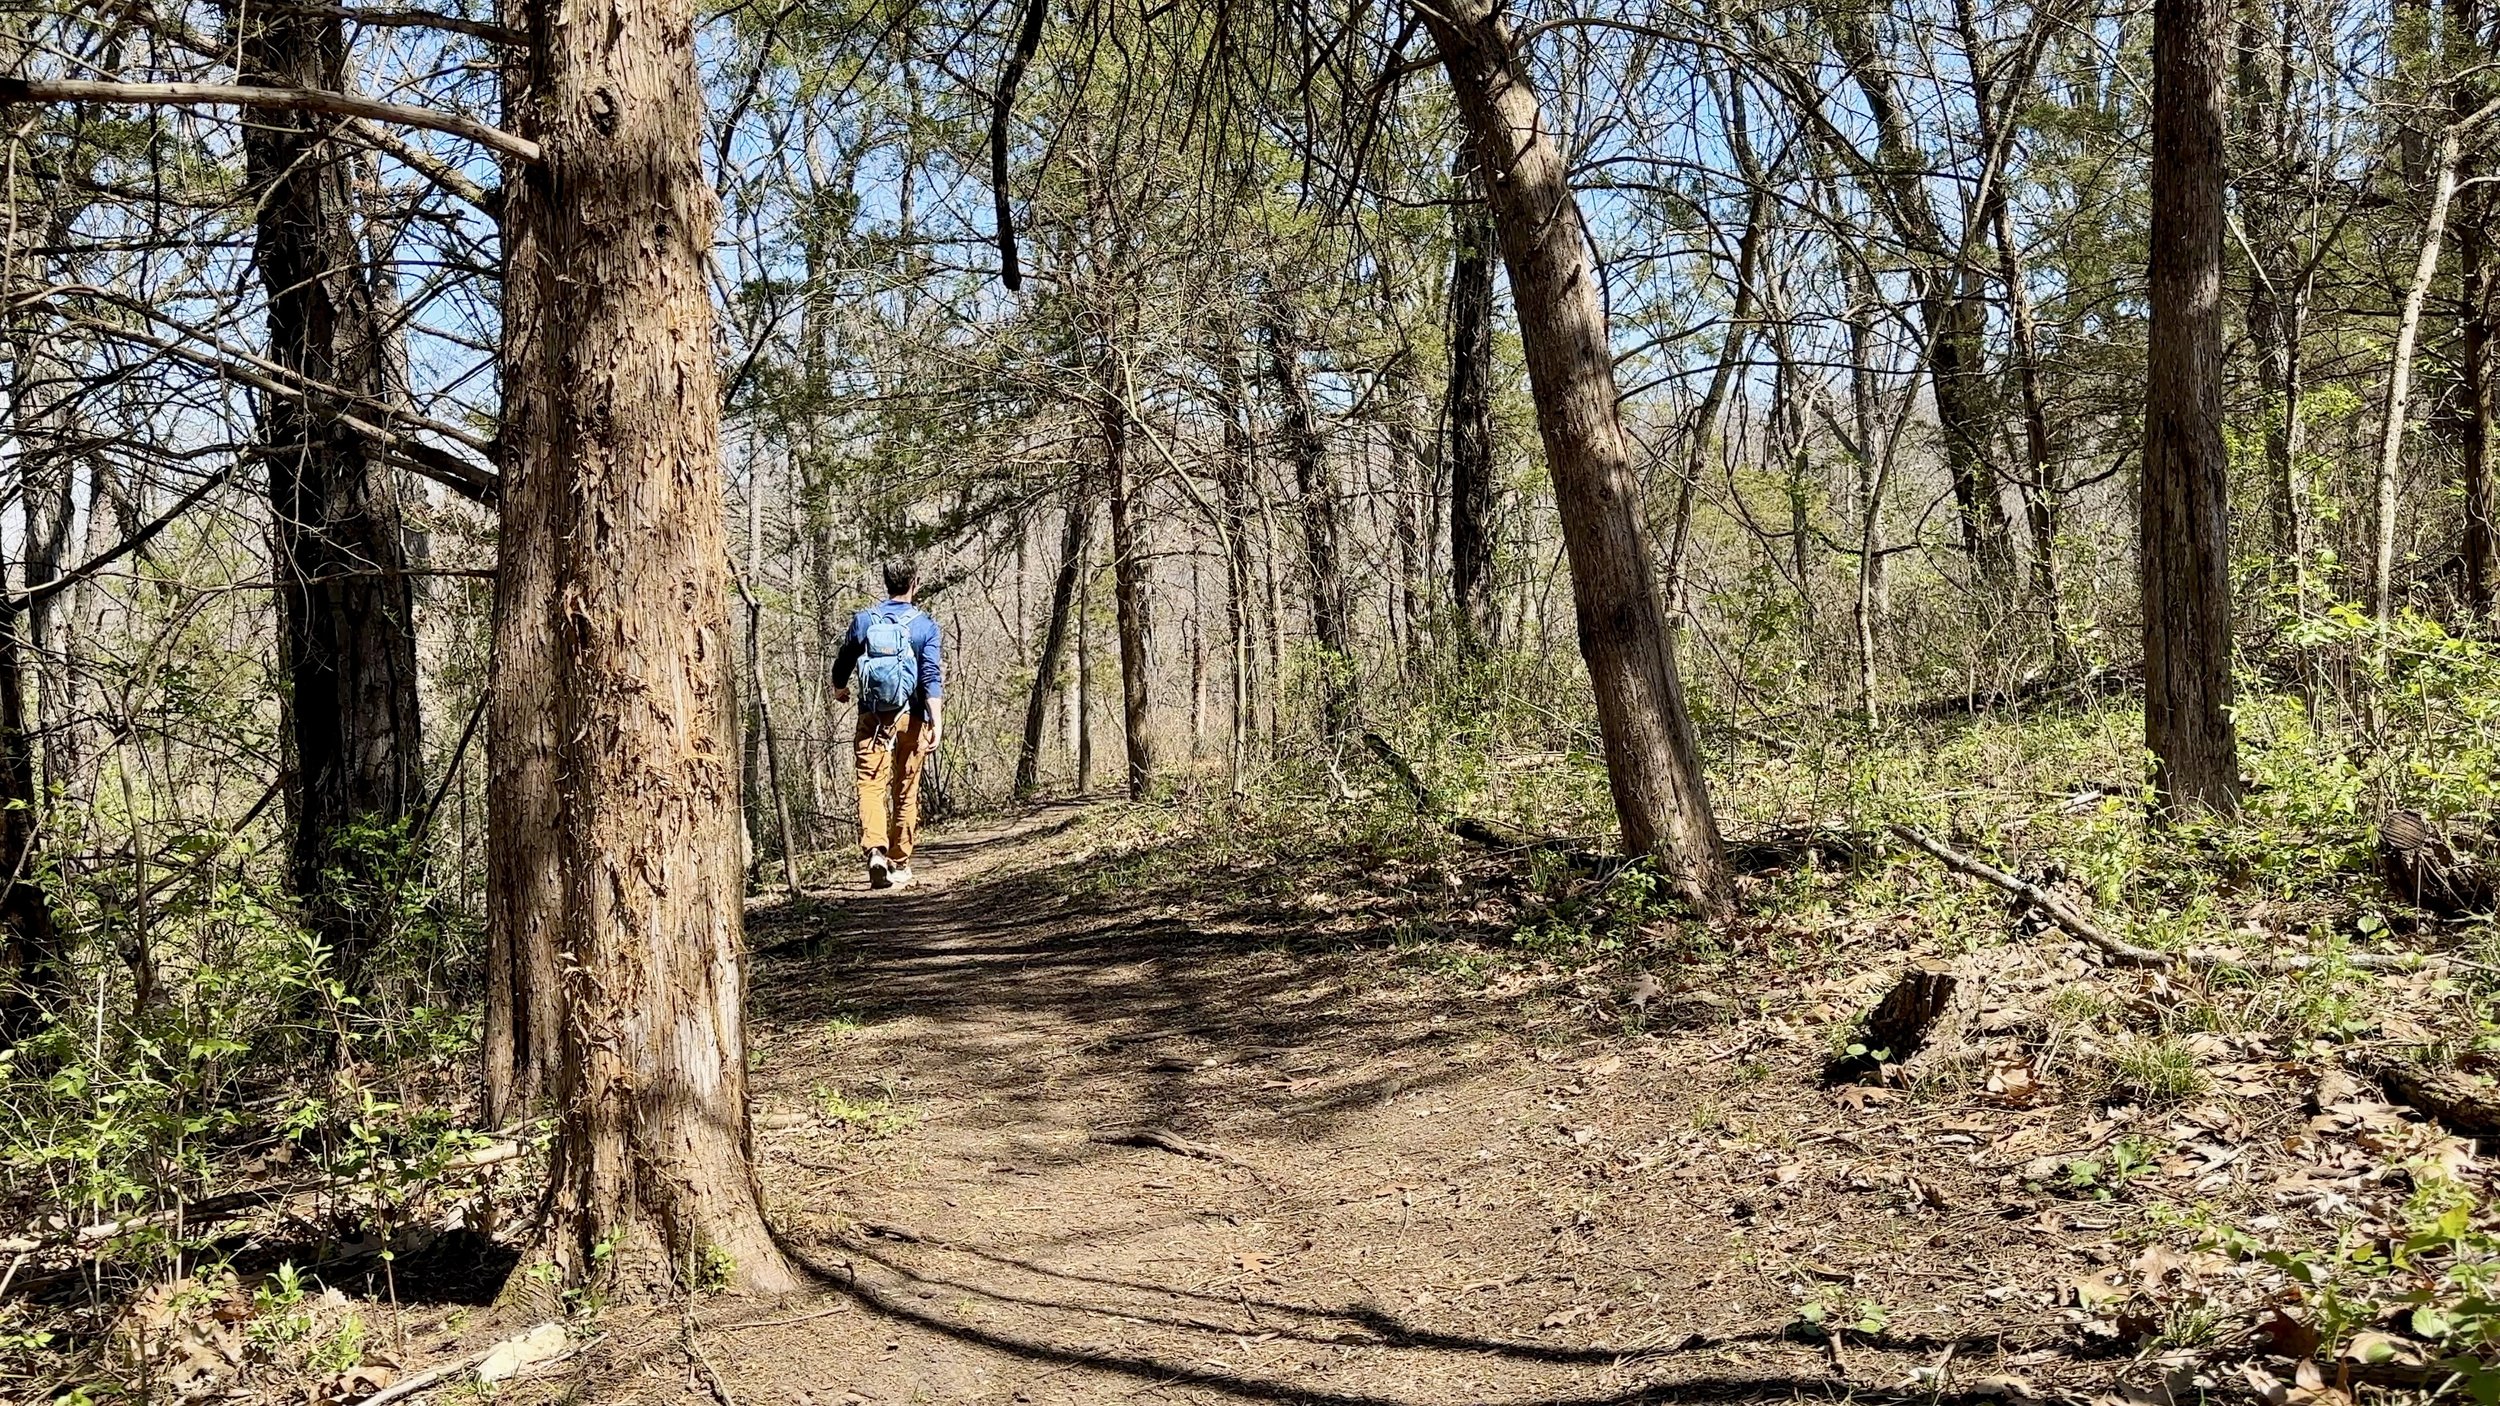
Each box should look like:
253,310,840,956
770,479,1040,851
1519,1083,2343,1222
830,598,944,720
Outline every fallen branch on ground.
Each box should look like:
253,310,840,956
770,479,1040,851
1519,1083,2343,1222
1889,825,2422,974
1088,1127,1259,1173
1359,732,1612,871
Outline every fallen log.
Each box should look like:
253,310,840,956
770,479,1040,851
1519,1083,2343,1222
1889,825,2423,975
2349,1054,2500,1139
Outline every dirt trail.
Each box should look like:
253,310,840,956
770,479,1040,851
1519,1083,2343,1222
598,806,2118,1405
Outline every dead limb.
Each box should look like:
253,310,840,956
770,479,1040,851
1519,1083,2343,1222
1089,1127,1259,1174
1889,825,2423,975
1360,732,1612,871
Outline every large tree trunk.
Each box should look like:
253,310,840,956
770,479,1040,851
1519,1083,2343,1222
526,0,796,1295
2142,0,2242,815
1016,483,1089,799
237,0,423,999
1416,0,1732,913
1446,159,1499,650
1265,313,1356,739
483,44,560,1126
1100,352,1156,799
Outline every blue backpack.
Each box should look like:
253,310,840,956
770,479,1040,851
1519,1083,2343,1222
856,608,921,715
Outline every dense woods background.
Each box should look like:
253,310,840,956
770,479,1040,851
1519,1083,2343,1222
8,0,2500,1394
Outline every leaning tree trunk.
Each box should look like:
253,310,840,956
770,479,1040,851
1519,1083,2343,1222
2142,0,2242,816
1446,157,1499,650
1100,352,1156,800
483,46,561,1125
1415,0,1732,914
1266,313,1357,739
1017,480,1090,799
526,0,797,1296
237,0,423,998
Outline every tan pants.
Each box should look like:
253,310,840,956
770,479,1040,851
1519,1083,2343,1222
854,710,930,863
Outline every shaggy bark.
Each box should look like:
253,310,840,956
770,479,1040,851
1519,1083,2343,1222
527,0,796,1295
482,47,560,1125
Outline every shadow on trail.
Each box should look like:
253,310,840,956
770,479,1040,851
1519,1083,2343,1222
690,1242,2026,1406
746,801,1515,1154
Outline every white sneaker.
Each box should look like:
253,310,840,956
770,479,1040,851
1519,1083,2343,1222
867,849,891,889
886,865,915,890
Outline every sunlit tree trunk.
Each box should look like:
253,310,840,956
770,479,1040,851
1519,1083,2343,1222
525,0,796,1296
2142,0,2241,815
237,0,423,997
1416,0,1731,913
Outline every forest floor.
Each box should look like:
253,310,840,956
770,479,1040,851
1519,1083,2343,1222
507,797,2475,1406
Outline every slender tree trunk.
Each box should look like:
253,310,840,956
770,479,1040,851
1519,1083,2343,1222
743,478,801,898
0,605,59,1046
1827,8,2016,595
1100,352,1155,799
1846,256,1888,718
1076,546,1095,794
1017,483,1089,799
238,0,423,998
2142,0,2242,815
1417,0,1732,912
1446,158,1499,649
1213,345,1255,789
526,0,796,1295
1266,314,1356,739
483,42,561,1124
2463,193,2499,620
2373,120,2472,621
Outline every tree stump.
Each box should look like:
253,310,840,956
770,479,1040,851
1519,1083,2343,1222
1825,965,1958,1085
2378,810,2497,917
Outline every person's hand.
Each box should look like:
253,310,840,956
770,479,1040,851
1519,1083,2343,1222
919,722,942,755
833,686,851,703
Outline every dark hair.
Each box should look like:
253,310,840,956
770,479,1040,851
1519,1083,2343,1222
881,559,920,596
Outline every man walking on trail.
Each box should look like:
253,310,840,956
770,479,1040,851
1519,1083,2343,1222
833,560,944,889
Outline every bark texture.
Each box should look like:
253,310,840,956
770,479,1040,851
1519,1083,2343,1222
1446,163,1499,649
238,0,424,996
1417,0,1732,913
2141,0,2242,815
528,0,796,1295
0,606,59,1045
484,30,559,1126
